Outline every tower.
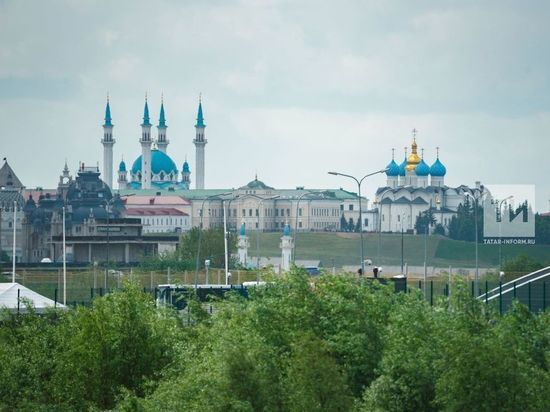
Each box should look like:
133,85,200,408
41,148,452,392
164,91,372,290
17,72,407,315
118,158,128,190
237,221,249,266
140,97,153,189
101,97,115,189
415,148,430,188
280,223,293,272
58,160,73,198
181,158,191,189
157,97,168,154
193,96,207,189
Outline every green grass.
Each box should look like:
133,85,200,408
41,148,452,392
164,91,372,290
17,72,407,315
248,232,550,269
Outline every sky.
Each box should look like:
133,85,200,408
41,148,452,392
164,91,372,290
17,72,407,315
1,0,549,210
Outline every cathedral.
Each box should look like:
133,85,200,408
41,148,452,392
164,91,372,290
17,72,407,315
366,130,483,234
101,96,207,191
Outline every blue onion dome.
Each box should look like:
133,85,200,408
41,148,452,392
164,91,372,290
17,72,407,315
131,149,178,175
430,158,447,177
182,160,190,173
398,157,407,176
240,222,246,236
386,159,400,177
415,159,430,176
118,159,126,172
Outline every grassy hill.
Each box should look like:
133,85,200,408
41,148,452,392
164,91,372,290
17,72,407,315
247,232,550,269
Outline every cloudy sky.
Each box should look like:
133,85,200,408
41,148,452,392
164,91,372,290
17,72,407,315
1,0,549,209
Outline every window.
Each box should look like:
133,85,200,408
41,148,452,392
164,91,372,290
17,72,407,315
255,222,258,229
255,209,259,217
233,209,237,217
249,209,252,217
298,221,302,228
299,208,302,217
281,209,284,217
286,208,290,216
242,209,246,217
275,209,279,217
397,215,400,222
349,204,354,211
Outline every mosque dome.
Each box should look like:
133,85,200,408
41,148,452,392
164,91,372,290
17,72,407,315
430,158,447,177
385,159,400,177
131,149,178,176
415,159,430,176
118,159,126,172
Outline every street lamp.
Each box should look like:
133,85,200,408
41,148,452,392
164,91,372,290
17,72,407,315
294,190,326,263
464,187,486,297
328,168,388,275
496,196,513,272
374,188,393,265
195,192,231,287
255,196,279,274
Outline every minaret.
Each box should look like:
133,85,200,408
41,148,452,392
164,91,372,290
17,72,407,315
181,158,191,189
140,96,153,189
280,223,293,272
193,95,207,189
118,157,128,190
101,97,115,188
157,96,168,154
237,221,249,266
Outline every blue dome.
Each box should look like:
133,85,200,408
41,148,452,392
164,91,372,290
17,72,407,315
131,149,178,175
118,160,126,172
182,160,190,173
430,158,447,177
398,157,407,177
415,159,430,176
385,159,400,177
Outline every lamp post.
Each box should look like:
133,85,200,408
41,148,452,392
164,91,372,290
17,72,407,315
375,188,393,265
496,196,513,272
328,168,388,275
465,188,486,297
12,201,16,283
294,190,325,263
195,192,231,287
62,206,67,305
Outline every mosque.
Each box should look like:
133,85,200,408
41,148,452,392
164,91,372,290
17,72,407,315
101,96,206,191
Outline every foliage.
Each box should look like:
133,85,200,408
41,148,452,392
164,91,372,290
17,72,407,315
535,213,550,244
448,197,483,242
415,209,436,235
176,227,237,269
502,254,545,274
340,214,348,231
1,272,549,411
433,223,445,236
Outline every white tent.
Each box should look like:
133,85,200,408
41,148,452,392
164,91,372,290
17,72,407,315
0,283,66,314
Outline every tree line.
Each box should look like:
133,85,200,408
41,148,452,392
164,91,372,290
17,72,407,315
0,270,548,411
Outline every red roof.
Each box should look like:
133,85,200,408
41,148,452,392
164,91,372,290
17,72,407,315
124,207,188,216
122,195,190,206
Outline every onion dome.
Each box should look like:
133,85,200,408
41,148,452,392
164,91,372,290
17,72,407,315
430,158,447,177
385,149,400,176
398,157,407,176
430,147,447,177
415,159,430,176
406,137,421,172
131,149,178,175
386,160,400,176
118,159,126,172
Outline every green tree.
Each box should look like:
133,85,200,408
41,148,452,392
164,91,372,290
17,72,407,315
340,214,348,231
177,227,236,269
415,209,436,235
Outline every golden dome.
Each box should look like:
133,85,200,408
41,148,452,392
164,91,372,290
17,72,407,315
405,137,421,171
